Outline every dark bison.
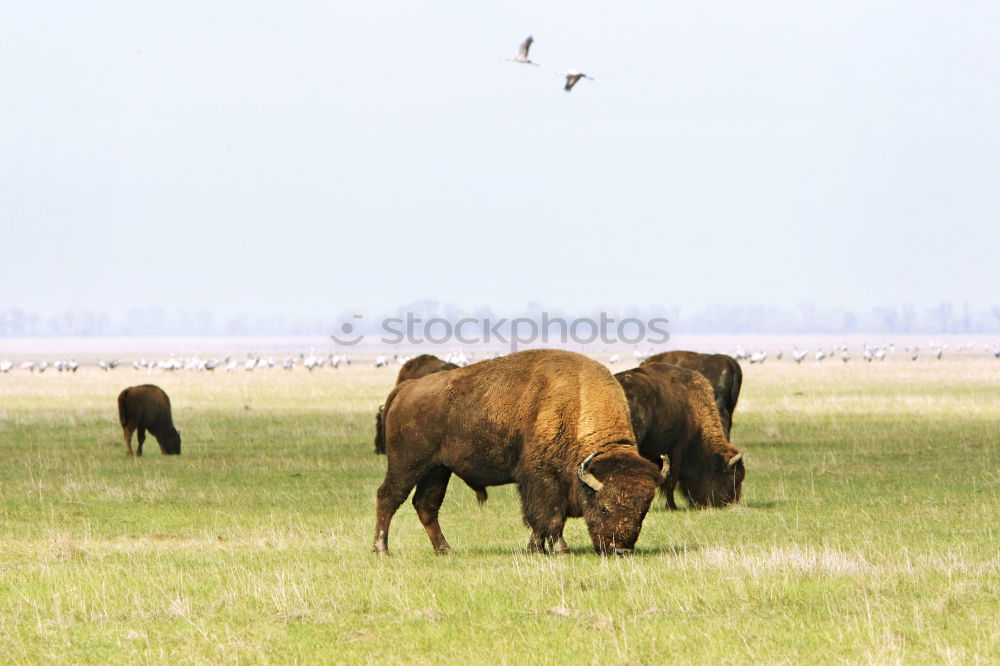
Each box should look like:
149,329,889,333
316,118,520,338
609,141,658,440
117,384,181,456
616,364,744,509
374,349,660,556
374,354,459,455
641,350,742,437
395,354,460,383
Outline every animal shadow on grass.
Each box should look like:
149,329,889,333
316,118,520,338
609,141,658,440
633,543,705,557
653,498,781,511
741,499,781,510
461,543,704,558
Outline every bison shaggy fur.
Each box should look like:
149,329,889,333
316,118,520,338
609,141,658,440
117,384,181,456
374,349,660,556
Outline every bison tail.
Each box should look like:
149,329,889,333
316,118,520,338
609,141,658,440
117,389,129,428
474,487,488,505
373,404,386,455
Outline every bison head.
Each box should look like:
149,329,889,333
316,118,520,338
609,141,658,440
161,429,182,455
577,451,659,555
682,451,744,508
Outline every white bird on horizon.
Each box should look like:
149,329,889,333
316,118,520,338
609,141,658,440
504,36,539,66
557,69,594,92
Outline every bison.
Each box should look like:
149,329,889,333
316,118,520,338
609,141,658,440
374,349,660,556
374,354,459,455
641,350,742,437
616,364,744,509
395,354,460,383
117,384,181,456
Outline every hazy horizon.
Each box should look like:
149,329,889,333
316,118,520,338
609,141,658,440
3,2,998,318
2,299,998,338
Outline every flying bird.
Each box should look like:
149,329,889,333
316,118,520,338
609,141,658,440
504,36,539,65
557,69,594,92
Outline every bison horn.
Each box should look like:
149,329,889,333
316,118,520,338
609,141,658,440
726,453,744,469
578,452,604,492
659,454,670,483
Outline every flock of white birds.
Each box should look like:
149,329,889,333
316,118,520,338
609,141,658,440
617,342,998,365
504,35,594,92
2,343,1000,376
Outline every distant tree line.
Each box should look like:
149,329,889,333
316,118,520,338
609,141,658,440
1,302,999,337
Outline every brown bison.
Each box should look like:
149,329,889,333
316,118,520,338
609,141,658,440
641,350,742,437
395,354,460,383
616,364,744,509
117,384,181,456
374,354,459,455
374,349,660,556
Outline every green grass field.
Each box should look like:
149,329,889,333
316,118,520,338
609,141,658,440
1,353,997,664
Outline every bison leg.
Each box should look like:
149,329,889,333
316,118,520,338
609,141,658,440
547,534,570,555
664,454,682,510
123,426,135,457
136,428,146,457
526,523,568,555
518,477,568,555
721,410,733,439
412,466,453,554
373,466,427,555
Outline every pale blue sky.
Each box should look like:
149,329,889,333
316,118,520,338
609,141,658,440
2,1,997,318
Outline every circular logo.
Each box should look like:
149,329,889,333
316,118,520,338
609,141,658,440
330,315,365,346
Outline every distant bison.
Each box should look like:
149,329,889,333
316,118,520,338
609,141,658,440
641,351,742,437
374,354,459,455
395,354,460,383
375,349,660,556
117,384,181,456
616,364,744,509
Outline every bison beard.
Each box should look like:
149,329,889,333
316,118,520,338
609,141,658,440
372,349,659,556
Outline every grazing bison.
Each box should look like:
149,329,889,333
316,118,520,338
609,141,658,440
641,351,742,437
395,354,460,383
616,364,744,509
374,349,660,556
374,354,459,455
117,384,181,456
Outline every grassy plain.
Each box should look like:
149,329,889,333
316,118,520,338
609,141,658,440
0,352,997,664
